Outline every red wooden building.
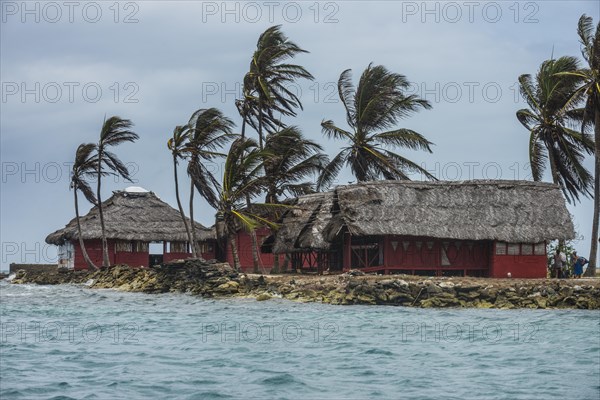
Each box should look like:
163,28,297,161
46,187,216,270
224,227,276,273
270,180,574,278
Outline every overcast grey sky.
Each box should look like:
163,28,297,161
1,0,598,270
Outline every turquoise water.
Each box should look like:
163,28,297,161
1,281,599,400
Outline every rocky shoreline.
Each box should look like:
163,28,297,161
6,260,600,309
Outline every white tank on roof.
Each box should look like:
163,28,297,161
124,186,149,193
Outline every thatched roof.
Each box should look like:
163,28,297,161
46,189,215,245
272,192,334,254
272,180,575,253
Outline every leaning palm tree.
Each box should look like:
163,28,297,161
262,126,328,273
214,138,280,270
96,116,138,267
560,15,599,276
167,126,195,257
184,108,235,257
317,64,435,190
245,25,314,148
516,56,594,204
71,143,101,271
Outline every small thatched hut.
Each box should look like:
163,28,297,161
46,187,215,269
271,180,575,278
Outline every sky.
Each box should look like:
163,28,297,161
1,0,598,270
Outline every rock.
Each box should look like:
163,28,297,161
256,293,272,301
534,297,548,309
560,296,577,307
277,284,294,294
346,269,365,276
387,292,415,305
576,298,590,309
456,284,480,293
356,294,376,305
458,291,481,300
425,283,443,295
215,281,239,293
474,300,494,308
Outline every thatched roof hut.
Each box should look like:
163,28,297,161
46,188,215,245
273,180,575,253
271,191,335,254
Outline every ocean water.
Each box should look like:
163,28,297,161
1,280,599,400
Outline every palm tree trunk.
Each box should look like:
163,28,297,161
173,156,194,257
96,148,110,268
215,219,226,262
241,111,247,139
250,229,260,273
548,148,566,249
282,254,289,272
244,194,260,273
189,178,199,258
271,254,280,274
586,111,600,276
74,189,97,271
547,146,560,184
228,231,241,270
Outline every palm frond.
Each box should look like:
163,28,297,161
337,69,356,129
321,120,354,141
373,129,433,152
528,129,547,182
317,148,350,191
103,150,133,182
100,116,138,146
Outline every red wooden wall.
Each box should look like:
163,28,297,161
74,239,113,270
73,240,216,270
340,235,548,278
489,242,547,278
343,235,490,276
226,227,274,273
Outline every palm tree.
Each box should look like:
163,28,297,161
96,116,138,267
214,138,280,270
562,15,599,276
71,143,100,271
516,56,594,204
262,126,328,273
167,126,195,257
245,25,314,148
317,64,435,190
263,126,328,203
184,108,235,257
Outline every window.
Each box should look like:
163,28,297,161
116,241,132,252
170,241,188,253
350,236,381,268
134,241,149,252
495,242,507,255
507,243,520,255
534,242,546,255
521,244,533,255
